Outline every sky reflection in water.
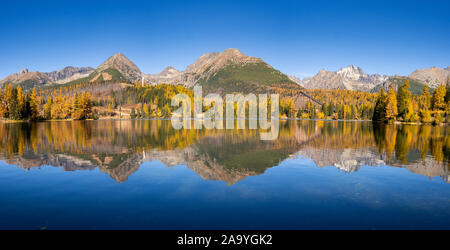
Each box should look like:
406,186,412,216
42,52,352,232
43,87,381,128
0,120,448,229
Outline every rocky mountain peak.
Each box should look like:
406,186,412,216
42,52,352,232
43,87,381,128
338,65,364,75
19,68,30,75
161,66,179,73
145,66,183,85
157,66,181,78
221,48,244,56
99,53,138,69
337,65,366,81
217,48,263,64
97,52,142,82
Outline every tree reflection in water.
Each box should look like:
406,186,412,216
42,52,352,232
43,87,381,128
0,120,448,184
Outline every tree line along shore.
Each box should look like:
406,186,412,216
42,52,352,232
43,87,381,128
0,80,448,124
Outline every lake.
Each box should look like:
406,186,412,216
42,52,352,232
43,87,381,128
0,120,449,229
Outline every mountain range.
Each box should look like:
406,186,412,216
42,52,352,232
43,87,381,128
300,65,449,94
0,66,94,90
1,49,448,94
300,65,388,92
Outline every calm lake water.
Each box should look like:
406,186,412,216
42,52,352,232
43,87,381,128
0,120,449,229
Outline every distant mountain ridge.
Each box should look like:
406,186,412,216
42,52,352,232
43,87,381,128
301,65,389,92
145,66,182,85
409,66,450,88
1,49,298,94
46,66,95,83
298,65,449,92
0,66,94,89
1,50,448,93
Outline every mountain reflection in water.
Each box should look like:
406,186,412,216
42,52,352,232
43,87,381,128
0,120,448,184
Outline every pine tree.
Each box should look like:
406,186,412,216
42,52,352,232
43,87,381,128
404,101,416,122
161,104,170,118
72,94,83,120
9,88,21,120
420,107,432,123
444,96,449,123
0,86,6,118
143,103,150,118
419,87,433,123
108,102,113,116
287,99,295,118
351,105,356,119
337,104,344,119
44,98,52,120
431,84,446,111
29,87,39,120
421,85,431,110
130,108,137,119
396,80,412,120
385,83,398,121
3,83,13,118
445,79,450,103
17,85,26,118
51,94,67,119
81,92,93,119
326,102,333,116
72,92,93,120
372,88,386,121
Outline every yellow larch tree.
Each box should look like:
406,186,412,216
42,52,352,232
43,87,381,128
384,83,398,121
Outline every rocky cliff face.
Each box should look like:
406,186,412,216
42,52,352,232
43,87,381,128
301,65,388,91
409,66,450,88
302,69,346,90
288,75,303,85
46,66,94,83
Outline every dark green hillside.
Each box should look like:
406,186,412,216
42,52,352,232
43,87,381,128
66,68,125,85
197,62,300,94
16,79,47,90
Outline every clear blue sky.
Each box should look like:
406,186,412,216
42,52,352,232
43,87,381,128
0,0,449,79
